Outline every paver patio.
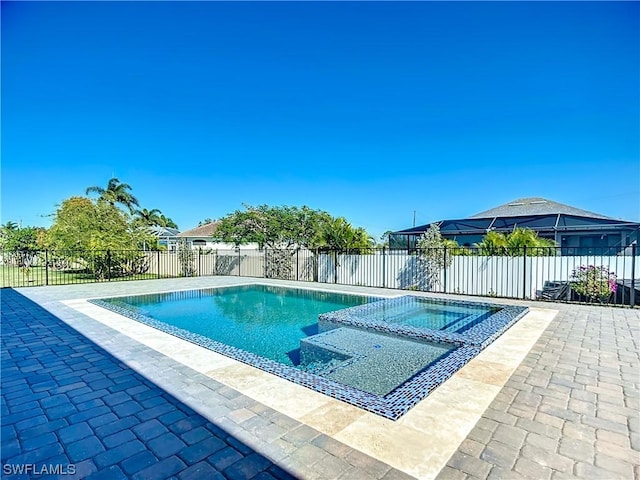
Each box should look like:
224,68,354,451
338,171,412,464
436,299,640,480
1,278,638,479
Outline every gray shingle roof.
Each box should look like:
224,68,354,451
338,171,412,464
470,197,612,220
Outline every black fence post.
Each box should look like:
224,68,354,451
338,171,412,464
198,248,202,277
296,248,300,281
565,246,571,301
237,248,241,276
264,249,268,279
382,247,386,289
107,250,112,282
443,246,447,294
45,249,49,286
631,244,637,308
522,245,527,300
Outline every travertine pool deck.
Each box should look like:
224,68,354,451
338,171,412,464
2,277,638,479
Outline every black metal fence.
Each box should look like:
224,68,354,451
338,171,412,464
1,246,637,307
0,248,319,288
0,249,159,287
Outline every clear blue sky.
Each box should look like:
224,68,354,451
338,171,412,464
2,1,638,238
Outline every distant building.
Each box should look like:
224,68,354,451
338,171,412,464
177,222,258,250
148,226,180,252
177,222,220,249
390,197,639,254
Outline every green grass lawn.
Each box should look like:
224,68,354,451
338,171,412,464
0,265,157,288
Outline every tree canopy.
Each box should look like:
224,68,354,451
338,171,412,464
84,178,178,230
2,221,19,232
316,217,374,251
215,204,333,249
157,214,178,229
86,177,140,213
0,224,46,268
46,197,157,279
215,204,376,252
0,225,44,252
47,197,154,252
132,208,178,229
133,208,163,227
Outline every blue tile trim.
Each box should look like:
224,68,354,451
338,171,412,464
89,289,528,420
319,295,529,349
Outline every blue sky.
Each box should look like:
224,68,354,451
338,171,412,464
2,1,638,238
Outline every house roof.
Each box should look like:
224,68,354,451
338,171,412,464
392,197,639,236
177,222,219,238
148,226,180,237
470,197,612,220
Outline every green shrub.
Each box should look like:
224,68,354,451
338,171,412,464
570,265,617,302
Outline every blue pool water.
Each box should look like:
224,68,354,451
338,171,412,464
346,296,499,333
93,284,527,416
100,284,373,366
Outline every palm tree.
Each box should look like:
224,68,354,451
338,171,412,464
1,221,19,232
86,178,140,213
134,208,162,226
474,231,508,255
318,217,373,252
506,228,556,256
476,228,557,256
157,215,178,229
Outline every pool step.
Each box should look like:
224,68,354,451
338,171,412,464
299,327,453,396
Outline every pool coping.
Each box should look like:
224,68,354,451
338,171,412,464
87,286,528,420
28,277,557,479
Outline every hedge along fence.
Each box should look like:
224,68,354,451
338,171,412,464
1,246,637,306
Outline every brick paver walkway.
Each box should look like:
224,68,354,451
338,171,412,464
436,303,640,480
1,288,409,479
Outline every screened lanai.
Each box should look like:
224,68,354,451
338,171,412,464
390,198,640,254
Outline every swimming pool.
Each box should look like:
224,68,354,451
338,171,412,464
96,285,372,366
91,284,528,419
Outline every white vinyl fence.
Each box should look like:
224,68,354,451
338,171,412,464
144,248,636,303
144,249,316,281
7,247,634,305
316,251,638,301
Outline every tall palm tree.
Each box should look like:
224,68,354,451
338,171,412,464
86,178,140,213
